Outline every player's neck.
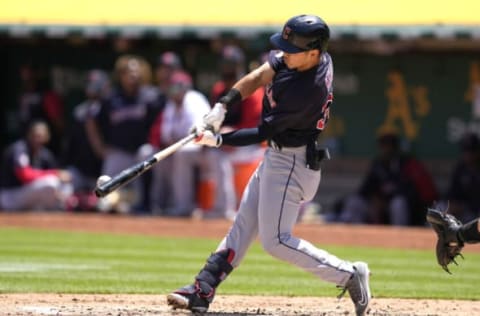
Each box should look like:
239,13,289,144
297,61,319,72
296,54,321,72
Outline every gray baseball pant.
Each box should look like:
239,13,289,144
216,145,354,286
0,175,69,211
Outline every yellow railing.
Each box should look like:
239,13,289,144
1,0,479,26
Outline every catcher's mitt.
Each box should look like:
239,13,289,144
426,208,464,273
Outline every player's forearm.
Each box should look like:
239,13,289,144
216,77,260,112
14,166,59,184
221,125,274,146
221,128,265,146
232,62,273,102
232,75,262,102
218,63,273,111
85,118,107,159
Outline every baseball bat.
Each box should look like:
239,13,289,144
94,133,196,198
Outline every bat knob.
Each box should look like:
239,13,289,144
93,188,103,198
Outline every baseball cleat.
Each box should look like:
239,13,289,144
338,261,371,316
166,284,210,313
166,293,190,310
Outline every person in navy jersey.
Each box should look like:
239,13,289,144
337,132,438,226
0,121,73,210
17,63,65,156
167,14,371,316
63,70,111,192
445,132,480,222
59,70,111,211
88,55,163,213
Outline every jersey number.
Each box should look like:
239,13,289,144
316,93,333,130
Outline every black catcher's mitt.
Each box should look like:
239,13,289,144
426,208,464,273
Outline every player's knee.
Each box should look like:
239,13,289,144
34,175,61,192
261,233,291,259
262,241,282,259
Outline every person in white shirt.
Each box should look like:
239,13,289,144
157,70,211,216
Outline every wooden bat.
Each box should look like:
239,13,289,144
94,133,196,198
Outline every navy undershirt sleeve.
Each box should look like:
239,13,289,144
221,125,275,146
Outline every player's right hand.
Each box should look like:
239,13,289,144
203,102,227,132
189,122,205,139
194,129,222,148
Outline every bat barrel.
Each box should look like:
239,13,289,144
94,158,157,197
93,133,196,198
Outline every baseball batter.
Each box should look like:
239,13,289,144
167,14,371,316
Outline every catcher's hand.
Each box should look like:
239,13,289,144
426,208,464,273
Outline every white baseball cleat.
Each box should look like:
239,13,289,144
167,292,192,310
166,284,211,313
338,261,371,316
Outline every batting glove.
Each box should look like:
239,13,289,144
195,129,222,148
203,103,227,132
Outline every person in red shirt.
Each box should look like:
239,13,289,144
0,121,72,210
142,52,182,213
207,46,264,219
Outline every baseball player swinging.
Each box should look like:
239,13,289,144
167,14,372,316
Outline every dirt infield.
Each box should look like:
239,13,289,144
1,212,480,316
1,212,474,250
2,293,480,316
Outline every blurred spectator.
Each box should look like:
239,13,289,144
17,63,65,156
62,70,111,211
0,121,72,211
87,55,162,213
152,52,177,112
153,70,210,216
155,51,182,94
206,46,264,219
444,132,480,222
337,132,437,226
145,53,183,213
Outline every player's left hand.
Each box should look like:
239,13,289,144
195,129,222,148
203,103,227,132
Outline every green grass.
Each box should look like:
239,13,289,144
0,227,479,299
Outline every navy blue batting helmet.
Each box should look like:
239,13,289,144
270,14,330,54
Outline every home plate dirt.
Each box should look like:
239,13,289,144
2,213,480,316
2,293,480,316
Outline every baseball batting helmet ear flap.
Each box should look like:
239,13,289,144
270,14,330,54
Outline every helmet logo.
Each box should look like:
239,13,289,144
282,26,291,40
